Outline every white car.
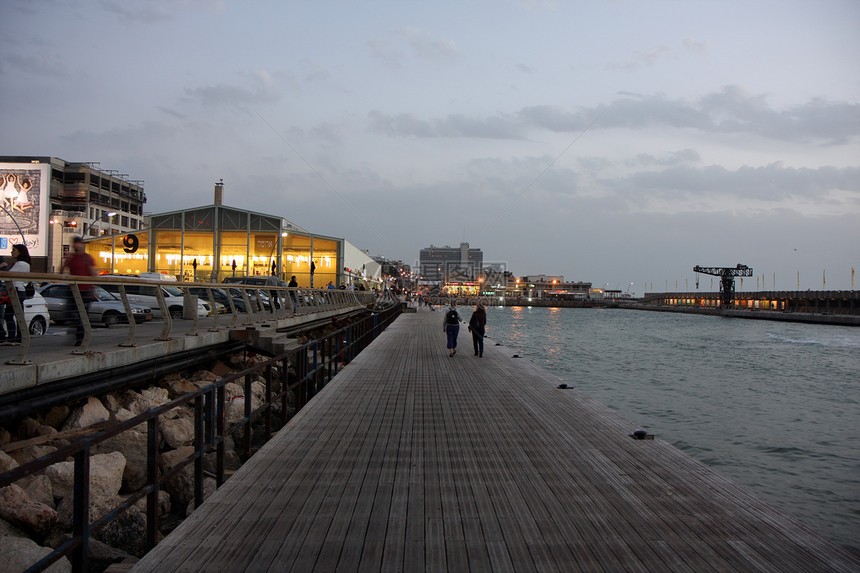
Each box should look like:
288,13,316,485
100,280,211,319
0,291,51,337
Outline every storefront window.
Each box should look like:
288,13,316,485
250,233,278,277
312,237,338,288
152,230,183,279
219,231,248,280
89,232,149,276
181,232,215,281
282,234,312,286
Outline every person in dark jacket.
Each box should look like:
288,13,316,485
468,302,487,357
443,304,461,357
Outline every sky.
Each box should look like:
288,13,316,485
2,0,859,292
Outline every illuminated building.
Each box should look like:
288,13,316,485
419,242,483,283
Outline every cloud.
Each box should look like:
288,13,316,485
367,110,525,140
182,69,285,109
369,88,860,145
99,0,226,23
369,27,461,67
605,44,673,72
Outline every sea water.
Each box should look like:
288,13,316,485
480,305,859,553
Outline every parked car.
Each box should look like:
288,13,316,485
223,276,290,310
100,278,212,319
0,285,51,336
187,287,248,313
37,284,153,327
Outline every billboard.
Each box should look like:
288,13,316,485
0,163,49,257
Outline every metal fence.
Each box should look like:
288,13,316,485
0,302,401,572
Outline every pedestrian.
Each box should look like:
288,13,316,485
288,275,298,312
62,236,97,346
468,302,487,357
1,244,31,345
443,303,461,357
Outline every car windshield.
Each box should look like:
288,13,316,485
93,286,119,301
163,286,183,297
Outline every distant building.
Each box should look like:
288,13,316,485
419,242,483,283
0,156,146,272
518,276,592,299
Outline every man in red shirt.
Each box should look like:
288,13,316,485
62,236,97,346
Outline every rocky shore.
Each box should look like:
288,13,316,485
0,350,288,573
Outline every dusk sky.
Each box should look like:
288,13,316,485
2,0,858,291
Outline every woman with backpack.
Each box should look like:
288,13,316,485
443,303,461,357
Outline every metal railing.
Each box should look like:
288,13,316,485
0,303,401,573
1,271,381,364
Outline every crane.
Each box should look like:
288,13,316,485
693,264,753,308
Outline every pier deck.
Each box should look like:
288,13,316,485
131,309,859,572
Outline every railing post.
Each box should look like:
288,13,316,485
194,394,204,509
243,373,253,457
264,364,273,440
216,384,226,487
146,417,160,551
72,446,90,573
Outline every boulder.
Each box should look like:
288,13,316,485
0,515,28,537
8,445,57,467
0,536,71,573
224,382,244,401
61,396,109,431
0,426,12,446
133,489,171,519
17,417,58,440
161,416,195,449
44,532,138,572
140,387,169,405
0,450,19,474
43,405,71,429
92,421,149,493
210,360,233,378
0,484,59,536
92,503,147,558
159,446,195,506
45,451,126,503
185,477,218,514
21,474,55,508
190,369,217,386
167,377,198,398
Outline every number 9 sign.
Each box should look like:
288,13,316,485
123,234,139,254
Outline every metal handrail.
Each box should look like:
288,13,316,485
1,271,379,364
0,303,401,572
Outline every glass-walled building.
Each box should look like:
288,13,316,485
86,204,345,288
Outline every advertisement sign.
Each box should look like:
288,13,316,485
0,163,49,257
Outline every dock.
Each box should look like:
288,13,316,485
131,309,860,572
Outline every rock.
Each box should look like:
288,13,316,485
185,477,218,514
92,504,147,558
45,451,126,503
0,536,71,573
140,387,169,405
92,424,148,493
224,382,244,401
8,445,57,467
21,474,55,508
61,396,109,431
0,427,12,446
167,377,197,398
18,417,58,440
225,397,247,427
102,393,125,414
43,405,71,429
161,416,194,449
159,446,195,506
190,370,217,385
133,489,171,519
0,484,59,536
0,515,29,537
210,360,233,378
203,448,242,474
0,450,19,474
44,532,138,572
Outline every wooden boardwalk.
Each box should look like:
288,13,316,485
132,309,860,572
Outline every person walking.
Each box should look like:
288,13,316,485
443,303,461,357
62,236,97,346
1,244,31,345
288,275,298,312
468,302,487,357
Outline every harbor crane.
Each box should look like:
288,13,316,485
693,264,753,308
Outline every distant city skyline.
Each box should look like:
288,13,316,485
1,0,857,291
